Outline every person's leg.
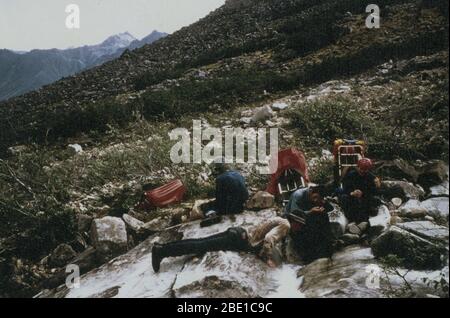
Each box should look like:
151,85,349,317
296,213,334,263
249,218,287,244
339,194,354,222
262,218,290,254
152,227,249,272
215,178,227,214
367,196,381,217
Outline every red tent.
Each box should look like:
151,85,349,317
266,148,310,195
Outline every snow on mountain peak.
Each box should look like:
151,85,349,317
101,32,137,49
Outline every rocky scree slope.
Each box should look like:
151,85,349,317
0,0,447,154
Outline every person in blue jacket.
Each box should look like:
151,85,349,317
214,164,249,215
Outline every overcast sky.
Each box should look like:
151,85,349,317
0,0,225,51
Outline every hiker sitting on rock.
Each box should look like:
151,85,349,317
339,158,381,236
151,217,290,272
284,186,335,264
213,163,249,215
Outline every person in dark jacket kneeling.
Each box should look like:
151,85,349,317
285,186,334,264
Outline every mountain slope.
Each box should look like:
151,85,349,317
0,0,447,155
0,31,167,101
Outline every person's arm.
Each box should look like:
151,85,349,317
288,190,314,216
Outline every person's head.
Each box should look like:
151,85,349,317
357,158,373,176
211,161,230,177
309,185,326,206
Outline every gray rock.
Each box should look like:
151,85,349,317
381,180,425,200
68,144,83,154
391,197,403,208
396,221,448,243
271,102,289,111
430,181,449,197
251,105,274,123
376,159,420,183
369,205,391,233
141,217,171,233
298,246,383,298
246,191,275,210
328,203,348,239
172,251,269,298
239,117,251,125
421,197,449,220
122,213,145,233
371,226,445,270
399,199,427,218
90,216,128,263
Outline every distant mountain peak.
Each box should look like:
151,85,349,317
0,30,166,101
101,32,137,48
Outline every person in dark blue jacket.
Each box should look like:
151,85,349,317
215,168,249,215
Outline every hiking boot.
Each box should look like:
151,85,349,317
347,223,361,235
152,243,164,273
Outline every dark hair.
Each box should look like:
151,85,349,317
310,185,326,197
212,162,230,176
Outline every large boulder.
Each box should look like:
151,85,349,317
376,159,420,182
298,246,383,298
430,180,449,197
371,226,445,270
381,180,425,200
246,191,275,210
398,199,428,219
90,216,128,263
299,245,449,298
396,221,448,243
421,197,449,220
376,160,448,188
172,251,269,298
